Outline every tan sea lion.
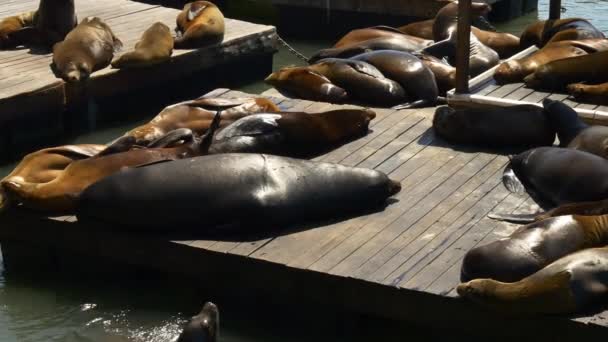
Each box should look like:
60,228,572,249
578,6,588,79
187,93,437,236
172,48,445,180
111,22,173,69
174,1,225,49
51,17,123,83
494,39,608,84
176,302,219,342
520,18,605,49
123,96,280,146
568,82,608,105
333,26,432,49
458,246,608,315
524,50,608,91
0,11,36,49
265,66,349,104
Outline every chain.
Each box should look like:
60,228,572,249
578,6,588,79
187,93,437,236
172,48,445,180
276,33,310,64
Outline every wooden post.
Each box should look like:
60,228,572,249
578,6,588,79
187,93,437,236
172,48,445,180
549,0,561,19
455,0,471,94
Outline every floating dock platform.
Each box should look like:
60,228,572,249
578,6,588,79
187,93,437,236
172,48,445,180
1,88,608,340
0,0,277,151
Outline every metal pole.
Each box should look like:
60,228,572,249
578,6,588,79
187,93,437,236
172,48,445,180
549,0,562,19
455,0,471,94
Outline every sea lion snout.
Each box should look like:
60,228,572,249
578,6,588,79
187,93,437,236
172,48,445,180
566,83,585,96
177,301,219,342
388,179,402,196
494,61,520,84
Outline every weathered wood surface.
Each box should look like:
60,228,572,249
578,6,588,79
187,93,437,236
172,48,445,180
1,88,608,339
0,0,277,124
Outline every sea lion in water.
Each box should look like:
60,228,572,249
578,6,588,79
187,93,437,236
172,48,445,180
176,302,219,342
76,153,402,231
524,50,608,91
51,17,122,83
432,105,555,148
308,58,406,107
568,82,608,106
520,18,605,49
111,22,173,69
2,115,221,213
458,246,608,315
265,66,349,103
494,39,608,84
351,50,439,108
502,147,608,207
461,214,608,283
0,11,36,49
333,26,432,49
414,53,456,94
174,1,225,49
123,96,280,146
209,109,376,157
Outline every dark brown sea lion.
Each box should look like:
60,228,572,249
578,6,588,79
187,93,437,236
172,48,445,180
123,96,280,146
264,66,349,103
398,19,435,40
333,26,432,49
494,39,608,84
461,214,608,283
177,302,219,342
458,246,608,315
524,50,608,91
6,0,77,49
520,18,605,49
51,17,122,83
0,11,36,49
414,53,456,94
174,1,224,49
308,58,406,106
432,105,555,148
111,22,173,69
568,82,608,105
308,35,433,64
0,144,105,210
209,109,376,157
472,27,521,59
2,115,221,213
351,50,439,108
76,153,402,232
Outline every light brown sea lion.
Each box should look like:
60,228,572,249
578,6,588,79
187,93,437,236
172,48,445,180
0,11,36,49
265,66,349,104
432,105,555,148
414,53,456,94
458,246,608,315
176,302,219,342
398,19,435,40
124,96,280,146
209,109,376,157
174,1,224,49
568,82,608,105
0,144,105,210
462,214,608,283
524,50,608,91
494,39,608,84
333,26,432,49
308,58,407,107
2,115,221,213
111,22,173,69
51,17,123,83
520,18,605,49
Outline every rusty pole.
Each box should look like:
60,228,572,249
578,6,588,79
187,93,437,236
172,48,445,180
549,0,562,19
455,0,472,94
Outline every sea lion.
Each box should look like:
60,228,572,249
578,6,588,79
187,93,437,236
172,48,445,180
432,105,555,148
174,1,225,49
399,15,498,40
461,214,608,283
502,147,608,207
524,50,608,91
568,82,608,106
2,115,221,213
123,96,280,146
6,0,77,49
0,11,36,49
51,17,123,83
264,66,349,103
176,302,219,342
76,154,402,231
209,109,376,157
458,246,608,315
494,39,608,84
333,26,433,49
111,22,173,69
308,58,406,106
351,50,439,108
0,144,105,210
308,36,433,64
414,53,456,94
471,27,521,59
520,18,605,49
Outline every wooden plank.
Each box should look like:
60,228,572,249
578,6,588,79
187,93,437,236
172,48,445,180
485,83,524,99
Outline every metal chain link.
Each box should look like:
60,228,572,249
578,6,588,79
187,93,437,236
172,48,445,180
276,33,310,64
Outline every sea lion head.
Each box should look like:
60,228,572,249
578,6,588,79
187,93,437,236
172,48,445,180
494,60,523,84
51,60,91,83
176,302,219,342
388,179,402,196
471,2,492,16
322,109,377,140
432,106,469,141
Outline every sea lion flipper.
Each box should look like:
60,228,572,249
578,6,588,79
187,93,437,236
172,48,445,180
96,136,137,157
199,111,222,153
487,212,539,223
187,2,208,21
502,163,526,194
147,128,194,148
188,97,247,110
420,38,455,59
392,99,431,110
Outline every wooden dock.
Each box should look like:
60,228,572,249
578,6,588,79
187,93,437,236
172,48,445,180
2,87,608,339
0,0,277,151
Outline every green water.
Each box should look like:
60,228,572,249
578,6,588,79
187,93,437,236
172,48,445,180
1,1,608,340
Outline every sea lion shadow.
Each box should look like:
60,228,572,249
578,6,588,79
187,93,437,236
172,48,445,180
416,127,529,156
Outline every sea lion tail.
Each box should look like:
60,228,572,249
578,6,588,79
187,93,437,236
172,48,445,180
487,212,539,223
